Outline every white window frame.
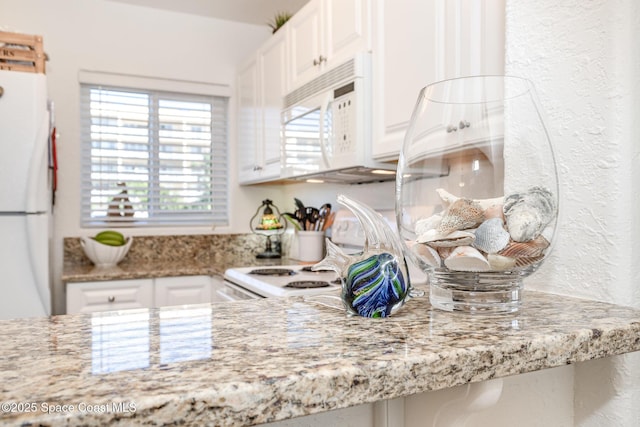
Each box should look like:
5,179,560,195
79,74,230,228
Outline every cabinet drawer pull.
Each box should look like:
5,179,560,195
108,296,115,303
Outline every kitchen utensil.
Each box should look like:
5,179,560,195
316,203,332,231
322,212,336,231
294,198,305,210
293,208,307,230
305,207,319,231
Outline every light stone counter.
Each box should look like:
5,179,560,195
1,289,640,426
61,234,294,283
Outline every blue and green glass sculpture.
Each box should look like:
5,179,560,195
313,195,412,318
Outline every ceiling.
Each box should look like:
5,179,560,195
109,0,311,26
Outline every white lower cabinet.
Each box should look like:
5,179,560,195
66,279,154,314
154,276,212,307
66,275,214,314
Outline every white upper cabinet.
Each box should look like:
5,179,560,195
258,31,287,180
288,0,323,89
237,30,287,184
372,0,505,161
288,0,371,90
237,55,260,183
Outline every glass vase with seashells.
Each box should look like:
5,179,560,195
396,75,559,314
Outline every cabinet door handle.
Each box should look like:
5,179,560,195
446,125,458,133
108,296,115,303
313,55,327,66
0,86,4,98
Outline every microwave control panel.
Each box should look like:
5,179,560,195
332,92,356,156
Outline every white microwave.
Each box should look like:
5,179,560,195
281,53,396,184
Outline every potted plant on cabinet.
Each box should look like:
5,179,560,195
267,11,292,33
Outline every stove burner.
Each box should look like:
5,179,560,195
249,268,296,276
285,281,331,289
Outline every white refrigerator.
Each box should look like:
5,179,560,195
0,70,52,319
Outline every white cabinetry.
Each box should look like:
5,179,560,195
66,276,216,314
259,32,287,179
66,279,154,314
237,56,260,184
154,276,212,307
237,30,287,184
288,0,371,89
372,0,505,161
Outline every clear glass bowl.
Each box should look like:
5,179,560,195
396,75,559,314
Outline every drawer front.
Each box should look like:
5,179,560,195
67,279,153,314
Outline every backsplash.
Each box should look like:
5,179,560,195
64,234,279,267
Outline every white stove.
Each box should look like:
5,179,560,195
222,265,340,299
221,208,425,301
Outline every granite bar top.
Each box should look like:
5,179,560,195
1,289,639,426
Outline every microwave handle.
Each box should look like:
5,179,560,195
318,93,332,169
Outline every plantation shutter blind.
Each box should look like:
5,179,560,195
80,84,229,227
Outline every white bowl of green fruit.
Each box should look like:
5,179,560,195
81,230,133,268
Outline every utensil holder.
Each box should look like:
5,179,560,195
294,231,325,262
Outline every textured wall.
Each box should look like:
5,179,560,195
505,0,640,425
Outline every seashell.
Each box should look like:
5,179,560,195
409,241,441,268
503,186,556,242
418,229,475,247
436,188,461,208
437,246,455,260
415,214,442,236
344,253,408,318
437,198,484,234
514,255,545,268
484,203,505,221
444,246,491,272
487,254,517,271
473,218,510,254
498,235,550,259
436,188,504,210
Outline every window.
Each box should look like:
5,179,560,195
80,84,228,227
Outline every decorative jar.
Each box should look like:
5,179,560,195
396,75,559,314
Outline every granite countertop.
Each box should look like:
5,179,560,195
62,234,295,283
62,252,287,283
1,289,640,426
